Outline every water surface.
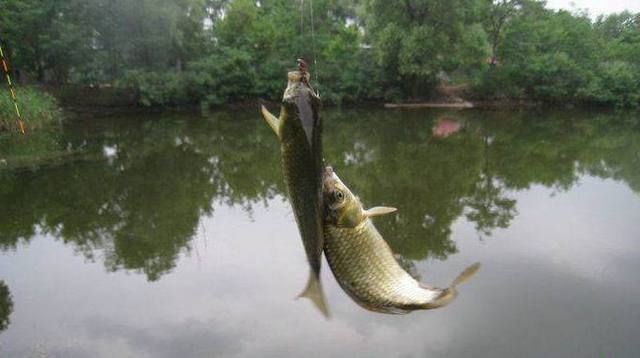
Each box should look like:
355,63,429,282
1,108,639,357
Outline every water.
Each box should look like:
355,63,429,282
1,108,639,357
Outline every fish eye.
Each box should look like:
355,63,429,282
334,190,344,202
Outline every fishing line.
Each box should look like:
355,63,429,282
299,0,320,96
300,0,305,39
309,0,320,95
0,43,25,134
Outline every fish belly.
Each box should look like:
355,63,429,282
324,220,438,312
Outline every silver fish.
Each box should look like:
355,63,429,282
322,166,480,314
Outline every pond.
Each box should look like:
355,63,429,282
1,107,639,357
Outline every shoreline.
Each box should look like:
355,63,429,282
57,98,617,114
2,85,626,119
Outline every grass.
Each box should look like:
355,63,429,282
0,87,67,169
0,87,62,133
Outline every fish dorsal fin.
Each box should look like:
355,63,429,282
364,206,397,218
260,105,280,138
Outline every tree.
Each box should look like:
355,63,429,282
483,0,521,65
362,0,489,99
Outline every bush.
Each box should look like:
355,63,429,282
580,61,640,108
118,48,259,108
184,47,257,108
471,66,523,99
473,53,592,103
525,52,590,101
118,70,188,107
0,87,61,132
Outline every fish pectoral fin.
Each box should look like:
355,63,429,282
260,105,280,138
296,271,331,319
364,206,397,218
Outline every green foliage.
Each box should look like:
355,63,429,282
580,61,640,108
185,47,257,107
0,87,61,132
471,66,520,99
0,112,285,280
119,71,188,107
526,52,589,100
473,2,640,107
364,0,489,98
0,0,639,107
586,11,640,107
316,26,383,103
2,109,640,275
476,5,593,100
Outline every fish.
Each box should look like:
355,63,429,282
322,166,480,314
260,69,328,316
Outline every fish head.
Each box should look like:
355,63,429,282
322,166,365,228
283,71,316,102
283,70,320,146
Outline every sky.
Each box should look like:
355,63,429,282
546,0,640,17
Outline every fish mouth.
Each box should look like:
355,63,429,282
322,166,337,193
323,165,334,177
284,71,315,101
287,70,309,84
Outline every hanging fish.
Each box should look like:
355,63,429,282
260,66,328,316
322,166,480,314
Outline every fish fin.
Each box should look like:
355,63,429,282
375,305,411,315
451,262,481,287
296,271,330,319
418,263,481,310
260,105,280,138
418,282,435,289
364,206,397,218
426,287,458,309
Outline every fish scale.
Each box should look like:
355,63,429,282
279,86,323,276
322,167,479,314
325,220,441,312
260,70,328,317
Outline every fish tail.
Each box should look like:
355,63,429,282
451,262,481,287
425,287,458,309
296,271,330,318
424,262,481,309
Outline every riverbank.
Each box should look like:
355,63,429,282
383,99,548,110
47,85,618,113
0,87,62,133
1,85,629,124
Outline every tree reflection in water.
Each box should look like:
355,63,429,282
0,281,12,333
0,109,639,281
